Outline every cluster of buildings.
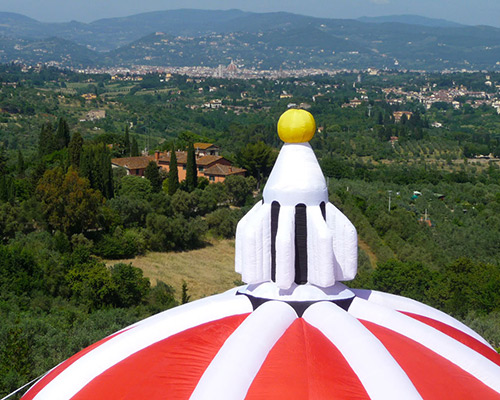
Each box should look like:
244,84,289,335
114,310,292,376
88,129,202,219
72,63,353,80
382,83,500,113
111,143,246,183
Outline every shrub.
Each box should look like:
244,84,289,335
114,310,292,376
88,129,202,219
206,208,243,239
146,213,207,251
108,195,152,227
94,228,146,259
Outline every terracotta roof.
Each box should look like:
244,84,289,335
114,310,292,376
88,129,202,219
197,155,225,166
158,151,187,164
203,164,246,176
111,156,154,170
193,142,217,150
158,153,228,167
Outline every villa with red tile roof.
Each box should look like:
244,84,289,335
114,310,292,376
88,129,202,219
111,144,245,183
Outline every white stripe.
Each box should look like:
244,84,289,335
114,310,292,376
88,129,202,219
235,201,262,274
239,202,263,281
303,302,422,400
306,205,336,287
351,289,493,348
275,206,296,289
325,202,358,280
190,301,297,400
349,297,500,393
32,289,252,400
259,202,272,282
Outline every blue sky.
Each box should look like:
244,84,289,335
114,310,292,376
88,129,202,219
0,0,499,27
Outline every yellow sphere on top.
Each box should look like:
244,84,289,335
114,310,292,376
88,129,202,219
277,109,316,143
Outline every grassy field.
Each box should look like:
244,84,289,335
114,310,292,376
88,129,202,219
107,240,241,302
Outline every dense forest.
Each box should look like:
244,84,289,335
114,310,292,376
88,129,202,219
1,64,500,397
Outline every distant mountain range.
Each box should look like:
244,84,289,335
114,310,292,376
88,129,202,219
357,15,466,28
0,9,499,71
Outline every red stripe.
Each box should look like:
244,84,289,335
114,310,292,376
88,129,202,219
361,320,500,400
71,314,249,400
401,311,500,367
246,319,370,400
22,329,130,400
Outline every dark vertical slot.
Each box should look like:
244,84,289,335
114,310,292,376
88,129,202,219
294,203,308,284
270,201,280,282
320,201,326,220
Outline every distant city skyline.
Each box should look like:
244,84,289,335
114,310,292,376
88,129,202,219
0,0,499,28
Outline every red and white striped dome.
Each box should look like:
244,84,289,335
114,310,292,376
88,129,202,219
21,110,500,399
22,286,500,400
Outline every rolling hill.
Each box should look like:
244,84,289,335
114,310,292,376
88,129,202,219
0,9,499,71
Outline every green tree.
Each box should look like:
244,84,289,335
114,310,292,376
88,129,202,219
38,122,55,157
146,213,207,251
0,175,14,203
118,175,152,198
80,143,114,199
108,195,152,227
123,126,130,156
55,117,70,150
167,144,179,195
181,281,190,304
171,190,198,218
371,260,433,304
130,137,140,157
0,145,7,176
206,207,242,238
16,150,25,176
68,131,84,168
185,141,197,192
36,167,103,235
235,141,277,188
110,263,150,307
224,175,252,206
144,161,162,193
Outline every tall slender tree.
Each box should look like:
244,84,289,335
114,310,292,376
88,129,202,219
68,131,84,168
80,143,114,199
55,117,70,150
185,141,197,192
16,149,25,176
98,144,114,199
145,161,162,193
131,137,140,157
123,126,131,156
38,122,55,157
168,143,179,195
0,145,7,176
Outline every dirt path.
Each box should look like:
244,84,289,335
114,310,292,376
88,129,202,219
358,237,378,268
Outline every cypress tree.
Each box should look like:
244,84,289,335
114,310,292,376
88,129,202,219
0,145,7,176
168,144,179,195
80,143,114,199
38,122,54,157
16,149,25,176
98,144,114,199
55,117,70,150
68,131,84,168
145,161,162,193
0,175,7,202
79,145,94,186
131,137,140,157
185,141,197,192
0,175,14,203
124,126,130,156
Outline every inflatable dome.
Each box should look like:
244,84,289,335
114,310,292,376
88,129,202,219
22,109,500,400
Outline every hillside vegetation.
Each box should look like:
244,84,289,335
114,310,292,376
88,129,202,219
1,65,500,397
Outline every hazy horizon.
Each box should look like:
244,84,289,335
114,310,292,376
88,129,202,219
0,0,499,28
